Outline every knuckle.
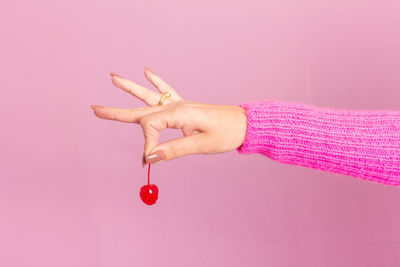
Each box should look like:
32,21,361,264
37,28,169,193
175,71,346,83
169,144,182,159
126,86,134,94
170,102,185,113
139,115,160,136
139,115,150,128
170,101,194,118
153,76,163,86
109,109,117,120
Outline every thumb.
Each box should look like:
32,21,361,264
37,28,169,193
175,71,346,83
145,133,209,164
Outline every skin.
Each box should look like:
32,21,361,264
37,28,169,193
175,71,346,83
90,67,247,166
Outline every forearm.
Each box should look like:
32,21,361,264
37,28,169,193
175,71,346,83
237,99,400,186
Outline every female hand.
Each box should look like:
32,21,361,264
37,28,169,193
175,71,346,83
90,67,247,166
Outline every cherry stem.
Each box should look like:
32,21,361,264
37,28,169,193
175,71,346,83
147,163,151,185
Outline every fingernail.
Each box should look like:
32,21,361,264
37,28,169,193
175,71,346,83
90,105,104,109
144,66,153,74
145,150,166,164
110,72,123,78
142,152,146,168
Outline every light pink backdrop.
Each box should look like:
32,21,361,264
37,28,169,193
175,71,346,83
1,0,400,266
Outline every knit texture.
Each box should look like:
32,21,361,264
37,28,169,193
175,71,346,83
237,99,400,186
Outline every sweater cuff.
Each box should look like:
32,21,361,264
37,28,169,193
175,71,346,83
236,99,278,155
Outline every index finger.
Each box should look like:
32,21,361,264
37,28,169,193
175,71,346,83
91,105,163,123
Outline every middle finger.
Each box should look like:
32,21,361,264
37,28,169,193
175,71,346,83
111,75,161,106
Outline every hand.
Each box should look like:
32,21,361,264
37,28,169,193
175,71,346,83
90,67,247,165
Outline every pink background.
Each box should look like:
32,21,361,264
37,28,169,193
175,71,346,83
1,0,400,266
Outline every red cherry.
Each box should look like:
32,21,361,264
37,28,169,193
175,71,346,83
140,164,159,205
140,184,159,205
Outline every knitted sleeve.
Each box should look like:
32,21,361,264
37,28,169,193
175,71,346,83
236,99,400,186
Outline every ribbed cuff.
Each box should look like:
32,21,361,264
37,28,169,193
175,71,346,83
236,99,278,155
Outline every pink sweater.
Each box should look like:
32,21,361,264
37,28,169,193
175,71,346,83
237,100,400,186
